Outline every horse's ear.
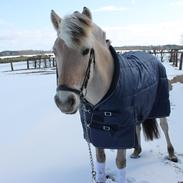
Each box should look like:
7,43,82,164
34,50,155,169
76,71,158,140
82,7,92,20
51,10,62,31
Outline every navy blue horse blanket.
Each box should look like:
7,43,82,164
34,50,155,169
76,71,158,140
79,46,170,149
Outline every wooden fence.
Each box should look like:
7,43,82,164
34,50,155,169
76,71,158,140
1,55,56,72
116,48,183,70
169,50,183,70
153,50,183,70
1,49,183,72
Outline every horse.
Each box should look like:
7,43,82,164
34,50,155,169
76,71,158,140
50,7,178,183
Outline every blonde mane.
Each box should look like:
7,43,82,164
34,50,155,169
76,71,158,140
57,11,107,49
58,12,92,49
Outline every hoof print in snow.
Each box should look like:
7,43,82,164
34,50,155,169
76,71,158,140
106,174,116,182
127,177,136,183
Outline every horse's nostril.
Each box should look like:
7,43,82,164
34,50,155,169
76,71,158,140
67,95,76,107
54,95,61,107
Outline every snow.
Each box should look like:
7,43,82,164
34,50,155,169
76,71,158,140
0,60,183,183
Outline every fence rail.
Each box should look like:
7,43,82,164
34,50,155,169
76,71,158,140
1,49,183,72
116,48,183,70
0,55,56,72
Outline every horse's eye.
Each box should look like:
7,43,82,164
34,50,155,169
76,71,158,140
82,48,90,56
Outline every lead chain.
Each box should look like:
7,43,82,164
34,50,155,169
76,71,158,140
82,104,96,183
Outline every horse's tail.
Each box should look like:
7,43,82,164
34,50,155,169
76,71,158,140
142,118,160,141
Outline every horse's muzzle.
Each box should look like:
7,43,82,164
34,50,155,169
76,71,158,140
54,91,79,114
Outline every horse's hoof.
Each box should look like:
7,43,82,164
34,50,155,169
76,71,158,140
130,147,142,159
130,153,140,159
167,155,178,163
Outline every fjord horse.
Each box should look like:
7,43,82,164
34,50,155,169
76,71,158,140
51,7,177,183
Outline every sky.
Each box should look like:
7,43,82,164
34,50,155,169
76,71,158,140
0,0,183,51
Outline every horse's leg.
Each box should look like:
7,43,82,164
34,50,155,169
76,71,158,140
160,117,178,162
131,124,142,158
96,148,106,183
116,149,126,183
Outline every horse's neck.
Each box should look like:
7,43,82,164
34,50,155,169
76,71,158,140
86,43,114,105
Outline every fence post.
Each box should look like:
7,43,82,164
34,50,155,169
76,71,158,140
44,58,47,68
48,55,52,67
10,62,14,71
27,60,30,69
175,51,178,67
160,50,164,62
153,49,156,56
169,49,173,62
53,58,56,67
172,51,177,66
34,60,37,69
179,53,183,70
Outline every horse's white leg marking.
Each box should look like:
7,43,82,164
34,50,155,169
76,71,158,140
131,125,142,158
160,117,178,162
96,148,106,182
116,149,126,183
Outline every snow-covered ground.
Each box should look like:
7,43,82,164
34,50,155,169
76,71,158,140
0,59,183,183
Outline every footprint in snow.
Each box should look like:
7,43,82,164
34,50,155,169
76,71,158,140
126,177,136,183
106,177,137,183
106,176,150,183
163,154,183,176
106,179,116,183
127,177,151,183
106,168,116,182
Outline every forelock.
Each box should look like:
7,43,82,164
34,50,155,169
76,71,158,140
58,12,92,49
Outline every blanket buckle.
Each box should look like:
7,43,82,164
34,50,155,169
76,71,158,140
104,112,112,116
102,125,111,131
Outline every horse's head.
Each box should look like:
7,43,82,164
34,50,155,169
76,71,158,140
51,7,107,114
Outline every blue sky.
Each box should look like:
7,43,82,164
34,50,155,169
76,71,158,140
0,0,183,51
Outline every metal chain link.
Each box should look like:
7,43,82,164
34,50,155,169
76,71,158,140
81,104,97,183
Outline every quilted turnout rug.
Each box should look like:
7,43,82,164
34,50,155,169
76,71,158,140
80,46,170,149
